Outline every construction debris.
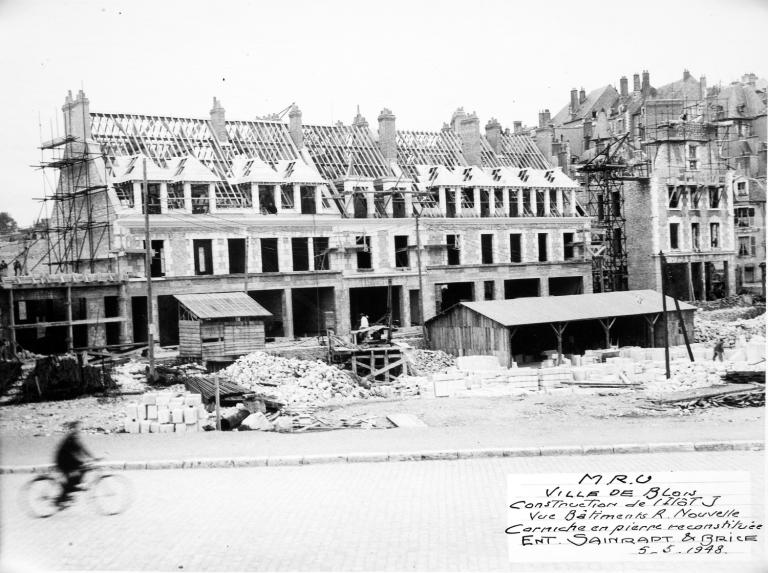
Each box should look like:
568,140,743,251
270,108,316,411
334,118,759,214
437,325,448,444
694,306,766,344
223,351,368,407
408,349,456,375
20,355,116,403
654,383,765,410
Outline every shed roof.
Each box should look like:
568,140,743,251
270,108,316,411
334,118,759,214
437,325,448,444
174,292,272,320
428,290,695,328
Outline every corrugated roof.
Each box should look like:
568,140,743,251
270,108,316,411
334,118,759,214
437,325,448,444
429,290,695,327
175,292,272,320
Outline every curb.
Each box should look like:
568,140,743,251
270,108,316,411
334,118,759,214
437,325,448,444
1,440,762,475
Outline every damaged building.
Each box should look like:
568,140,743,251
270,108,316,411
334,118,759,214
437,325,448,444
0,91,593,354
532,70,766,299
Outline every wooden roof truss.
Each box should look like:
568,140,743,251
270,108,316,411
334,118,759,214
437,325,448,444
496,133,551,169
396,130,466,179
302,124,392,182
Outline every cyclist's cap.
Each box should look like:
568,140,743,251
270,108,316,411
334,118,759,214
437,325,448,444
66,421,81,429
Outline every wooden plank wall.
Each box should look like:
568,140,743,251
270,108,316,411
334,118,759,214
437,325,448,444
201,319,266,361
179,319,202,357
427,306,511,366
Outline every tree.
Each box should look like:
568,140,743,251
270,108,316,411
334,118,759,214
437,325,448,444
0,212,18,235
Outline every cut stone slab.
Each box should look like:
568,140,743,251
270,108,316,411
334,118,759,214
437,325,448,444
386,414,428,428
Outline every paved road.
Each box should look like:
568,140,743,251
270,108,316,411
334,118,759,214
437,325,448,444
1,451,764,572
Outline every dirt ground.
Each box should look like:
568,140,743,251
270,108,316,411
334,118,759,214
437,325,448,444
0,386,762,441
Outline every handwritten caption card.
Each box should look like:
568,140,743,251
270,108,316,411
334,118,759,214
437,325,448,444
507,471,761,562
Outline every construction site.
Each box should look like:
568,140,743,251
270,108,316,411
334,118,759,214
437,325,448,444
0,76,764,438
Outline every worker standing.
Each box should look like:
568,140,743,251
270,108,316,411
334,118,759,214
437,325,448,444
712,338,725,362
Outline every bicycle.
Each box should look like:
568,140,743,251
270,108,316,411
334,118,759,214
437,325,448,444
21,462,132,518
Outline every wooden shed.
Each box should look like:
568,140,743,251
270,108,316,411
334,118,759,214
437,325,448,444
425,290,696,367
175,292,272,362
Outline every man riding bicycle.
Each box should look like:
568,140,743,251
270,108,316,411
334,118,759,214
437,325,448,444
55,421,96,507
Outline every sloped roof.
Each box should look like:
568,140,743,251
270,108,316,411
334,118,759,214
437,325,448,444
427,290,695,327
654,76,702,101
551,85,619,126
169,155,221,183
716,83,767,119
175,292,272,320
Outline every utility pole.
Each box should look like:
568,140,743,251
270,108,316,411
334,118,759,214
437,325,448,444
659,251,670,379
414,209,429,344
143,158,156,381
243,232,250,293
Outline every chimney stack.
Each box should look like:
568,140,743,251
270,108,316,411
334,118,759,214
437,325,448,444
538,109,551,128
641,70,650,95
579,87,586,104
352,105,369,130
683,69,691,81
451,107,467,133
210,97,228,142
513,120,523,134
699,76,707,100
485,118,502,153
288,104,303,149
459,112,482,166
633,73,641,94
62,89,92,141
377,108,397,165
619,76,628,97
570,88,579,118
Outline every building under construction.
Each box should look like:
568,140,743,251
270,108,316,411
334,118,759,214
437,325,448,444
534,70,765,299
0,91,593,355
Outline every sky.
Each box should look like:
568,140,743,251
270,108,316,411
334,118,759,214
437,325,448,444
0,0,766,226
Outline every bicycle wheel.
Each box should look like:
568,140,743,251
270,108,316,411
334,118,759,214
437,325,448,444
22,475,61,518
89,473,132,515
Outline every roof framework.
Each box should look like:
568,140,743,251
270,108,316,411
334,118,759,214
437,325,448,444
396,130,467,178
302,124,392,181
91,113,298,178
495,133,552,169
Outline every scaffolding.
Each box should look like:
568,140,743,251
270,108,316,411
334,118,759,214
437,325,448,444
38,131,114,274
578,134,648,293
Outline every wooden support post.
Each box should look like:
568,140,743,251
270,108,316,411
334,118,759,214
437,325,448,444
215,374,221,431
66,285,74,353
143,158,156,380
673,295,694,362
384,351,389,383
642,313,660,347
352,354,358,376
7,288,16,358
599,317,616,349
549,322,568,365
659,251,671,379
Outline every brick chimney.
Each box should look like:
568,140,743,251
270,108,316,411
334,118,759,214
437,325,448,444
699,75,707,99
288,104,303,149
538,109,551,128
459,112,482,166
513,121,523,134
377,108,397,164
619,76,628,97
579,88,586,104
485,118,501,153
570,89,579,118
352,105,369,130
451,107,467,133
641,70,650,95
683,69,691,81
210,97,228,142
62,89,92,141
633,74,641,94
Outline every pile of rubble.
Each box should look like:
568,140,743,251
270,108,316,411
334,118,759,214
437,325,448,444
408,349,456,375
112,361,149,392
694,307,765,342
223,351,368,406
